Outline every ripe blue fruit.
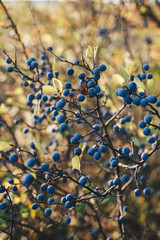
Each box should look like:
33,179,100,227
31,61,38,69
56,114,66,123
122,147,130,155
144,115,152,124
68,236,74,240
6,66,14,72
48,198,55,204
93,151,101,160
143,188,151,195
67,68,74,76
78,73,85,79
23,128,29,134
143,64,149,71
9,154,18,163
87,80,94,88
147,136,155,144
65,201,72,208
123,94,132,104
61,197,66,204
6,57,12,64
107,238,113,240
22,173,34,187
8,178,14,184
77,94,85,102
64,82,72,89
42,95,48,102
30,140,35,149
113,178,120,185
118,88,127,97
113,125,119,132
140,98,148,107
108,180,114,186
130,75,134,81
0,202,7,210
93,85,100,94
56,99,66,109
99,145,107,153
79,176,87,186
134,189,141,197
147,73,152,79
12,186,18,192
147,95,157,104
3,193,7,199
156,100,160,107
119,216,124,221
111,160,118,168
119,118,125,125
65,217,71,224
27,158,36,168
47,185,54,194
128,82,137,92
52,152,60,162
47,46,53,51
93,124,100,132
74,148,82,156
140,176,146,182
138,120,146,128
66,194,73,201
87,148,95,156
44,208,52,217
133,97,141,106
59,123,67,131
143,127,151,136
93,68,100,75
123,206,128,212
140,73,146,79
37,193,44,202
40,183,48,192
63,89,69,96
125,116,131,122
41,163,49,171
105,162,110,167
122,174,129,182
32,203,38,210
141,152,149,160
99,64,107,71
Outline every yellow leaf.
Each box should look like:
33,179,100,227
93,45,98,60
14,87,24,95
112,74,124,85
86,45,93,57
72,155,80,171
134,77,145,88
0,141,11,151
53,78,63,93
34,101,40,117
42,85,58,96
147,78,154,92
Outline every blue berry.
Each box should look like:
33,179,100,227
77,94,85,102
65,201,72,208
144,115,152,124
74,148,82,156
122,174,129,182
140,98,148,107
61,197,67,204
99,145,107,153
99,64,107,71
122,147,130,155
48,198,55,204
93,151,101,160
30,140,35,149
63,89,69,96
123,94,132,104
93,124,100,132
133,97,140,106
59,123,67,131
41,163,49,171
141,152,149,160
143,64,149,71
8,178,14,185
12,186,18,192
47,185,54,194
0,202,7,210
113,178,120,185
79,176,87,186
32,203,38,210
140,73,146,79
123,206,128,212
143,127,151,136
134,189,141,197
6,66,14,72
52,152,60,162
37,193,44,202
128,82,137,92
9,154,18,163
138,121,146,128
111,160,118,168
44,208,52,217
147,136,155,144
65,217,71,224
147,95,157,104
143,188,151,195
22,173,34,187
66,194,73,201
27,158,36,168
56,99,66,109
147,73,152,79
113,125,119,132
78,73,85,79
64,82,72,89
67,68,74,76
56,114,66,124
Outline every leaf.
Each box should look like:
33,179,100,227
0,141,11,151
134,77,145,88
131,136,140,147
34,138,48,154
118,68,129,84
34,101,40,117
14,87,24,95
125,58,137,75
53,78,63,93
72,155,80,171
147,78,154,93
0,137,11,142
85,45,93,57
112,74,124,85
42,85,58,96
52,57,56,73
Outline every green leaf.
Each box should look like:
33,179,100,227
34,138,48,154
147,78,155,93
134,77,145,88
86,45,93,57
131,136,140,147
0,141,11,151
72,155,80,170
0,137,11,142
52,57,56,73
112,74,124,85
118,68,129,84
34,101,41,117
42,85,58,96
53,78,63,93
